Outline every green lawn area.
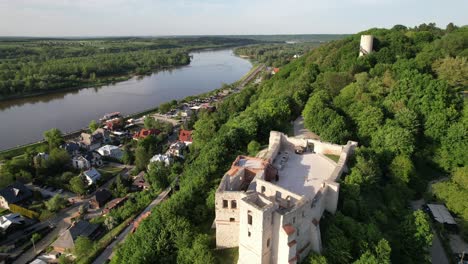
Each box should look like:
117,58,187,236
99,165,124,174
214,247,239,264
325,154,340,163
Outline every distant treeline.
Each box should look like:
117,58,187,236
234,42,322,67
0,37,260,99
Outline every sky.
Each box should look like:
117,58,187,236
0,0,467,36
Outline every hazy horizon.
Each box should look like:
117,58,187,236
0,0,467,37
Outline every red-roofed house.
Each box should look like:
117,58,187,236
133,129,160,140
272,68,280,74
178,130,193,144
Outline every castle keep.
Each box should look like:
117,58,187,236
215,131,357,264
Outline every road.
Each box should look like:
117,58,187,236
92,186,172,264
293,116,320,139
237,64,265,89
13,203,81,264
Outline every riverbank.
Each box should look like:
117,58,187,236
0,43,261,103
0,64,189,103
0,61,264,158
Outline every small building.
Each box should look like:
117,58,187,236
167,141,186,158
90,189,112,209
102,197,128,215
35,152,49,161
105,118,124,131
72,156,91,170
96,145,123,159
61,142,81,156
149,154,172,166
72,152,102,170
178,129,193,144
132,172,150,191
271,68,280,74
51,220,100,253
426,204,457,225
33,152,50,168
0,213,24,231
133,129,160,140
82,168,101,186
80,129,110,151
0,182,32,209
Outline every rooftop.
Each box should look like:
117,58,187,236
273,150,335,199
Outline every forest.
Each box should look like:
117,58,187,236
234,42,323,67
0,37,260,99
112,23,466,263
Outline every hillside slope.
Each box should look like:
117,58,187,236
112,24,467,264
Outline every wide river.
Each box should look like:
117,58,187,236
0,49,252,150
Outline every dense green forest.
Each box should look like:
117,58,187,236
0,37,259,98
234,42,322,67
111,23,467,264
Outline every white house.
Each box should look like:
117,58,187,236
166,141,186,159
97,145,123,159
72,156,91,170
83,168,101,186
72,152,102,170
149,154,172,166
0,213,24,231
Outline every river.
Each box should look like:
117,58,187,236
0,49,252,150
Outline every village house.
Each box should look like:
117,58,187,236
149,154,172,166
102,196,127,215
51,220,100,253
33,152,49,168
271,67,280,75
90,189,112,209
166,141,186,159
178,129,193,144
132,171,150,191
133,128,160,140
61,142,81,156
105,118,124,131
0,213,24,231
0,182,32,209
82,168,101,186
96,145,123,159
80,128,110,150
215,131,357,264
72,152,102,170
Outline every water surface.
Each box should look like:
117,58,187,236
0,49,252,150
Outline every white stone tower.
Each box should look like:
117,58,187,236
359,35,374,57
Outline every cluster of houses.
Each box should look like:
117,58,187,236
161,92,223,119
148,129,193,167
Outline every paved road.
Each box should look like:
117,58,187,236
92,186,172,264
